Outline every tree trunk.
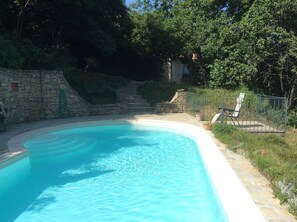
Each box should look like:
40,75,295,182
14,0,33,40
279,70,284,94
288,75,297,109
15,7,25,40
57,16,64,49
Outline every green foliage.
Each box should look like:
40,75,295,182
18,39,52,69
0,35,24,68
288,109,297,128
137,81,188,105
1,0,297,109
212,123,237,135
0,35,77,71
131,11,177,59
212,123,241,145
262,134,288,147
208,0,297,107
130,0,297,109
83,83,117,104
0,0,133,76
65,71,129,104
212,124,297,215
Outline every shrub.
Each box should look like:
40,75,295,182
137,81,188,105
288,109,297,128
65,71,129,104
0,35,24,68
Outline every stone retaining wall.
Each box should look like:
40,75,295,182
0,68,121,124
155,89,187,113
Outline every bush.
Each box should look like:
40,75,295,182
288,109,297,128
0,35,24,68
138,81,188,105
65,71,129,104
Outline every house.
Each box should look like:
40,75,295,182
162,59,189,83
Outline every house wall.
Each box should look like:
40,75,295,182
161,60,188,83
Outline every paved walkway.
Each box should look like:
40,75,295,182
0,113,296,221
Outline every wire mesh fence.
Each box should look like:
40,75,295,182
186,92,288,135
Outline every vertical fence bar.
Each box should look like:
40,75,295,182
221,96,224,120
256,95,259,123
283,97,289,136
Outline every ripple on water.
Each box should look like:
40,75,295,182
2,125,227,222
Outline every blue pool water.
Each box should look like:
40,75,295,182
0,124,228,222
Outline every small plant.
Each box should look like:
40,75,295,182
277,180,297,214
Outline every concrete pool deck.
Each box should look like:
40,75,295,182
0,113,296,222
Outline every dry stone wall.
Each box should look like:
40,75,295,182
0,68,121,124
155,89,187,113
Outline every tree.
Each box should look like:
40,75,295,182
0,0,132,72
130,11,179,59
209,0,297,107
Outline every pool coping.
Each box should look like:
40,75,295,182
0,113,296,221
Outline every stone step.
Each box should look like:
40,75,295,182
118,94,138,97
125,107,154,113
116,90,139,94
116,91,138,94
125,103,151,108
117,97,145,102
117,95,145,101
116,81,152,114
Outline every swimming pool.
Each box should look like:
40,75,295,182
2,120,265,222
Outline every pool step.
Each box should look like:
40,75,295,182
27,138,96,158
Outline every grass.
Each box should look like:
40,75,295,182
212,123,297,216
138,81,260,121
138,81,233,106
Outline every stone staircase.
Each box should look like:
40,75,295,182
117,81,154,114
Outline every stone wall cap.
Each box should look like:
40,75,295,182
0,68,61,73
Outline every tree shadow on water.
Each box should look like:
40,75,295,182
0,168,114,222
2,123,159,221
26,196,56,212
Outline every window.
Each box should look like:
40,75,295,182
11,82,19,92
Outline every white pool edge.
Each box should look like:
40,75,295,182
6,119,266,222
133,120,266,222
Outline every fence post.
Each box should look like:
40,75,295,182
256,95,259,122
221,97,224,119
284,97,288,136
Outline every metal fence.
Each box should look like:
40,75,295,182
186,92,288,135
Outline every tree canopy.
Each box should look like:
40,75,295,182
1,0,297,107
0,0,132,70
129,0,297,107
